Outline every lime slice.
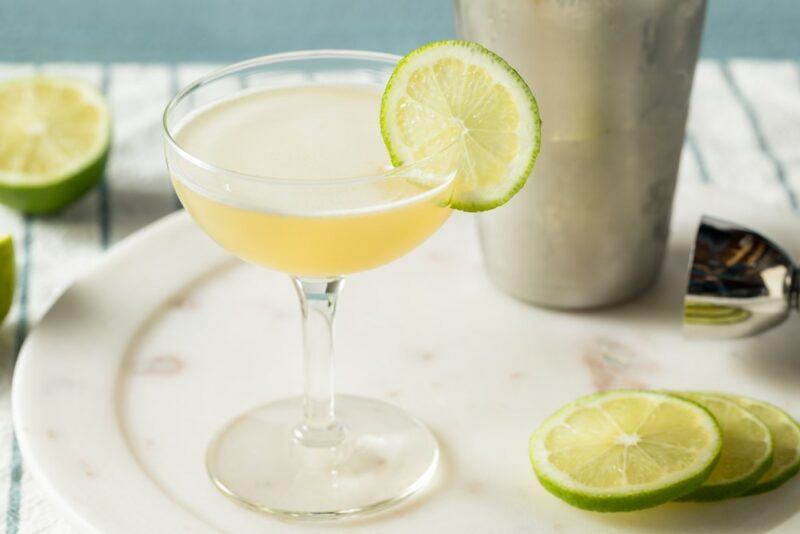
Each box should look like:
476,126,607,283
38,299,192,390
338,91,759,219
684,303,751,325
670,392,773,501
721,394,800,495
529,390,721,512
381,40,541,212
0,76,111,214
0,234,13,325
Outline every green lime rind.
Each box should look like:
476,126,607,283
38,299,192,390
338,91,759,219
717,394,800,495
531,454,718,513
676,464,771,502
684,303,751,325
0,76,111,214
668,392,774,502
529,390,722,512
746,457,800,495
380,40,541,213
0,148,109,214
0,235,14,325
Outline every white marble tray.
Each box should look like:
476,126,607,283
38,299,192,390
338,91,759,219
12,180,800,533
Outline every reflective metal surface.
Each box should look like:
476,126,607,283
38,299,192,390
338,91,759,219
456,0,708,309
684,216,797,338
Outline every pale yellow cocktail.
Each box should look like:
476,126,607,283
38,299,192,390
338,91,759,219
172,85,452,276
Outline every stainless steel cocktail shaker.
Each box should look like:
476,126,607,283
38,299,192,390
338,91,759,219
455,0,708,309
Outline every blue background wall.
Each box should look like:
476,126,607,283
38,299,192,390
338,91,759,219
1,0,798,62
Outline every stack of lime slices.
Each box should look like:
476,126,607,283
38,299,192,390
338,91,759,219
529,390,800,512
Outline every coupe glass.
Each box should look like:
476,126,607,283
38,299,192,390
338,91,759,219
162,51,455,519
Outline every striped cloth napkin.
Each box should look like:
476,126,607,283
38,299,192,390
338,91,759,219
0,59,798,533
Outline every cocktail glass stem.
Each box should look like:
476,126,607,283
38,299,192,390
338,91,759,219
291,276,347,448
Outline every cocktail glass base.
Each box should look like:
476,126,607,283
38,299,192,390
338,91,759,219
206,394,440,519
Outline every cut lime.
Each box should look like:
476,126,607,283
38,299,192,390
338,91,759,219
381,40,541,212
670,392,773,501
721,394,800,495
0,234,13,325
0,76,111,214
529,390,721,512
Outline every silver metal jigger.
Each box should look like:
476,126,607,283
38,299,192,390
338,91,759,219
684,216,798,338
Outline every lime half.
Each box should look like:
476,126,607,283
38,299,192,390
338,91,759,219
721,394,800,495
381,40,541,212
0,76,111,214
0,235,13,325
671,392,773,501
529,390,721,512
